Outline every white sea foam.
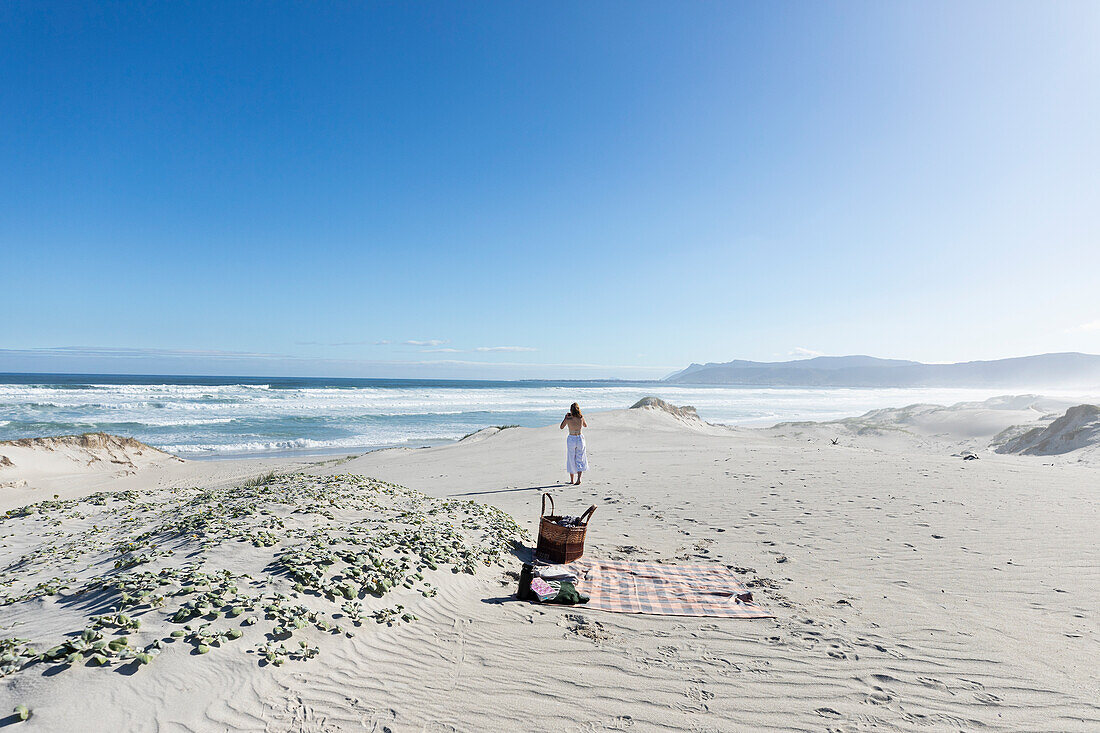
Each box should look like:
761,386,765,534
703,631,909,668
160,432,462,456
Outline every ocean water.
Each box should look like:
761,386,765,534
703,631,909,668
0,374,1018,458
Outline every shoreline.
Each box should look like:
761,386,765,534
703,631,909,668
3,391,1098,465
7,375,1098,461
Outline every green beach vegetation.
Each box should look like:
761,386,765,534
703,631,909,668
0,474,527,679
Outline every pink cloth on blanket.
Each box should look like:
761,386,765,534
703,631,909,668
530,577,556,601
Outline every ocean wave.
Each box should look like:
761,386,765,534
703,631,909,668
160,433,462,456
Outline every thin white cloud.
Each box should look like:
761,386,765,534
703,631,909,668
371,339,449,346
418,346,538,354
789,347,823,358
1065,320,1100,334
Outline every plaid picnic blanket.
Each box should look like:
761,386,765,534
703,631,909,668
569,559,773,619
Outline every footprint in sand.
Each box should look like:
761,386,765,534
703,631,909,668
700,652,743,676
870,673,901,684
575,716,634,732
560,614,614,644
916,676,952,694
827,647,857,660
678,683,714,713
864,687,893,705
746,577,781,590
689,686,714,703
656,644,679,659
861,641,905,659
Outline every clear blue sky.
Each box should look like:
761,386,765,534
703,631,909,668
2,2,1098,379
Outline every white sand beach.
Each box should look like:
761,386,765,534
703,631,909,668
1,398,1098,731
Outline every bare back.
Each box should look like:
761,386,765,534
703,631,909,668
560,414,587,435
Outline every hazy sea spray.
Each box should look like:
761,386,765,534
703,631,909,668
0,375,1025,457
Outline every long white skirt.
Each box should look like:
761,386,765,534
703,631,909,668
566,434,588,473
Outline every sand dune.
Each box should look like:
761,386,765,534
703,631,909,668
629,395,704,422
996,404,1100,457
0,433,180,485
0,402,1097,731
0,434,309,511
768,395,1083,457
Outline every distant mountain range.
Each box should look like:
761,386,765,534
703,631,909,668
664,353,1100,388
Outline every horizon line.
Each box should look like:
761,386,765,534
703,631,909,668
0,370,664,384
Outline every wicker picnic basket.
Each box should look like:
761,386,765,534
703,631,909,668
535,494,596,564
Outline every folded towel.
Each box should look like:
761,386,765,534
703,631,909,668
533,565,577,583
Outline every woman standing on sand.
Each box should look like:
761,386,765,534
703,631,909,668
559,402,588,485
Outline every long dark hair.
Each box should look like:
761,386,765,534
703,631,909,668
569,402,583,418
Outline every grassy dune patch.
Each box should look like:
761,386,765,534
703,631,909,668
0,473,526,679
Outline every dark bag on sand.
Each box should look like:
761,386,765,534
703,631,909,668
518,563,534,600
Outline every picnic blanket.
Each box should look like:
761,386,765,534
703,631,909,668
569,559,773,619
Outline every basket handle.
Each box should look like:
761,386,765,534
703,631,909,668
541,493,555,517
579,504,596,525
